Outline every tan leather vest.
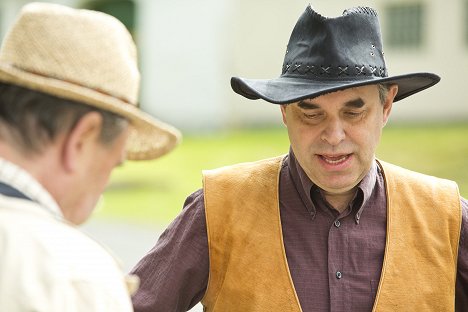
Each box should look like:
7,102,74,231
201,156,461,312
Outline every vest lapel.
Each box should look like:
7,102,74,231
372,160,461,312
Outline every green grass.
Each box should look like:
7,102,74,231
96,128,290,225
94,124,468,225
377,123,468,196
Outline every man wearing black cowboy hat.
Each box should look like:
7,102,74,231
131,5,468,312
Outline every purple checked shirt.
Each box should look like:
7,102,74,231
131,151,468,312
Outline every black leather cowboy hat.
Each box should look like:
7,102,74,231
231,5,440,104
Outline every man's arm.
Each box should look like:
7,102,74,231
130,189,209,312
456,197,468,311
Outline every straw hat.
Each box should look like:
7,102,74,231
231,5,440,104
0,2,181,160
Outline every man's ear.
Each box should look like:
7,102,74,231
280,104,288,125
62,112,103,173
382,85,398,126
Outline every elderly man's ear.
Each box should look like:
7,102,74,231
61,112,103,173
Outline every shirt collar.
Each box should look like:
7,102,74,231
0,157,63,219
286,148,378,222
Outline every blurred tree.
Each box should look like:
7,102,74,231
80,0,136,35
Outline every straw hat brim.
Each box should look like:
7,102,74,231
0,63,181,160
231,72,440,104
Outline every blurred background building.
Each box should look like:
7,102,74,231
1,0,467,131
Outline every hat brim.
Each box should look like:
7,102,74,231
231,72,440,104
0,63,181,160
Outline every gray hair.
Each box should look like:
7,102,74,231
377,83,392,104
0,83,128,154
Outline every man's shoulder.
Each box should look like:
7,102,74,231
377,159,458,187
378,160,461,214
42,222,123,279
0,199,131,311
0,197,121,279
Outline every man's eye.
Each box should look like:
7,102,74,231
345,111,363,118
304,113,323,119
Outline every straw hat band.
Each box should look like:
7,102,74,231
5,63,134,106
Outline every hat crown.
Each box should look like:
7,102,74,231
0,2,139,105
282,5,387,79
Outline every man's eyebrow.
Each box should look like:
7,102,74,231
297,98,365,109
297,100,320,110
344,98,365,108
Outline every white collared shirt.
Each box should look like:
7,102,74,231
0,157,62,217
0,158,133,311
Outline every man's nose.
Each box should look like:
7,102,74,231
320,119,345,146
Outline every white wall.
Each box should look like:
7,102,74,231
136,0,234,131
382,0,468,122
224,0,306,128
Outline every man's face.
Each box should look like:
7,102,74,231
281,84,396,195
69,125,130,225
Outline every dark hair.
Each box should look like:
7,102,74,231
0,82,128,154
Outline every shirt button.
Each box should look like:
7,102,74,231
334,220,341,228
336,271,343,279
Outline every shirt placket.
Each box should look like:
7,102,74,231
328,211,350,312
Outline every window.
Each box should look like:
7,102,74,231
81,0,136,35
385,3,425,48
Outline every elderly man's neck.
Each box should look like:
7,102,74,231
0,140,64,206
